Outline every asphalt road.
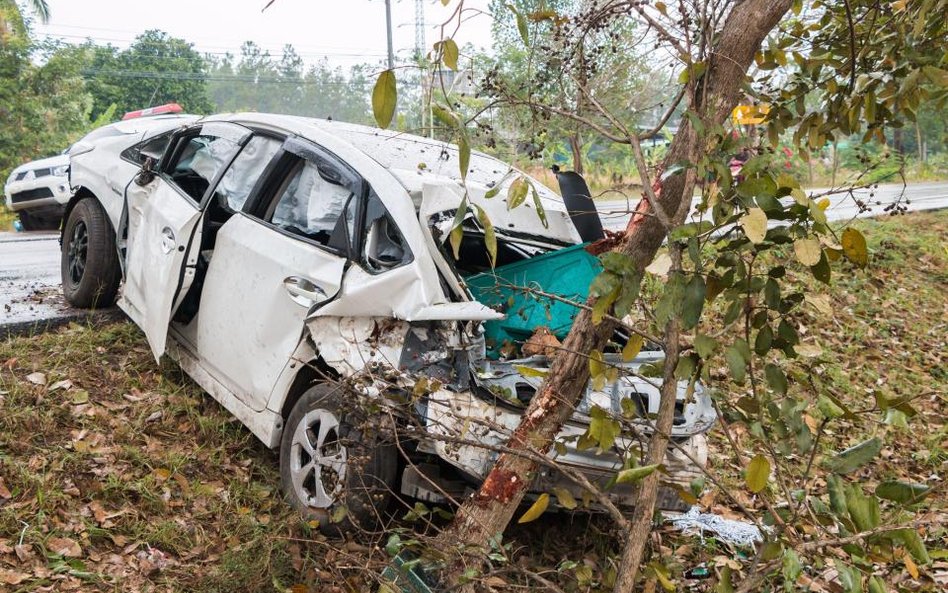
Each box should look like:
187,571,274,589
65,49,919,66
0,230,119,337
596,180,948,232
0,181,945,337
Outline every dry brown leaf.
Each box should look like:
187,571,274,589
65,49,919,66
89,501,108,525
522,326,562,357
904,553,919,579
0,477,11,499
14,544,33,562
47,537,82,558
26,372,47,385
0,569,30,585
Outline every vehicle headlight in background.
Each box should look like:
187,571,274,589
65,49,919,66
52,165,69,177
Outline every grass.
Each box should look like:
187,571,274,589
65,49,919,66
0,211,945,592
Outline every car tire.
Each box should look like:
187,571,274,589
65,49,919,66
280,383,397,536
61,198,121,309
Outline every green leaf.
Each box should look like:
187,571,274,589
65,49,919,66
473,205,496,268
891,528,931,564
808,198,828,226
811,251,832,284
746,454,771,493
372,69,397,129
616,464,660,484
514,365,548,378
592,284,619,325
764,278,781,309
876,481,930,504
725,345,747,383
442,38,459,70
330,504,348,524
794,238,822,266
622,334,644,362
385,533,402,556
827,474,848,516
681,274,706,330
826,437,882,474
656,273,686,326
507,176,528,210
458,132,471,181
530,183,548,227
867,575,886,593
754,325,773,355
587,405,620,450
740,207,768,244
449,195,468,259
517,493,549,523
835,561,861,593
589,350,606,391
782,549,803,584
818,395,845,419
764,363,788,395
845,484,881,532
694,334,717,359
737,176,778,199
507,3,530,46
841,228,868,267
552,487,577,510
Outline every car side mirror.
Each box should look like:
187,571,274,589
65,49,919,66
134,157,156,187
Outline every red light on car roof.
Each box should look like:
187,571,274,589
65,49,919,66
122,103,184,120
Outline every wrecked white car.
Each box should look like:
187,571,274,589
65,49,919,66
63,112,715,531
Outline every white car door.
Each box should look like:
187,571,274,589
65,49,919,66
120,122,250,358
188,137,358,411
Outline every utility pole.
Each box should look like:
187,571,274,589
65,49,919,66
385,0,395,70
414,0,425,60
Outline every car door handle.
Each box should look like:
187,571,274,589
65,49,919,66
283,276,328,307
160,227,176,254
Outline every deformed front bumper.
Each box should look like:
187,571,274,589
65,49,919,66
417,351,714,508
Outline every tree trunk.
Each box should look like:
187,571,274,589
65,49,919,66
612,245,684,592
438,0,793,585
569,132,585,174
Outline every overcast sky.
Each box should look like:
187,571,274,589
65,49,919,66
30,0,494,68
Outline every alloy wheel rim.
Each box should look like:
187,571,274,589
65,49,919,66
290,408,348,509
67,221,88,284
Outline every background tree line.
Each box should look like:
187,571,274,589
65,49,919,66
2,0,946,188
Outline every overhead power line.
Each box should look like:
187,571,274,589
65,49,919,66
36,32,389,61
79,69,374,87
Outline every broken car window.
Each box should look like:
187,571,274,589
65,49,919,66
362,192,410,272
166,134,241,202
212,135,282,212
269,159,356,247
121,132,173,165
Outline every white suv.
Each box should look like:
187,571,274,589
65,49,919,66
4,153,71,230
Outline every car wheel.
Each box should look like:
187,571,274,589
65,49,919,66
61,198,121,308
280,383,397,535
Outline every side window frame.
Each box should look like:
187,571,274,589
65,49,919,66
246,136,367,260
200,130,285,213
154,123,251,207
120,131,174,166
360,191,413,275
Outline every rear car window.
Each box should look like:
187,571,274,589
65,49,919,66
269,159,357,246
